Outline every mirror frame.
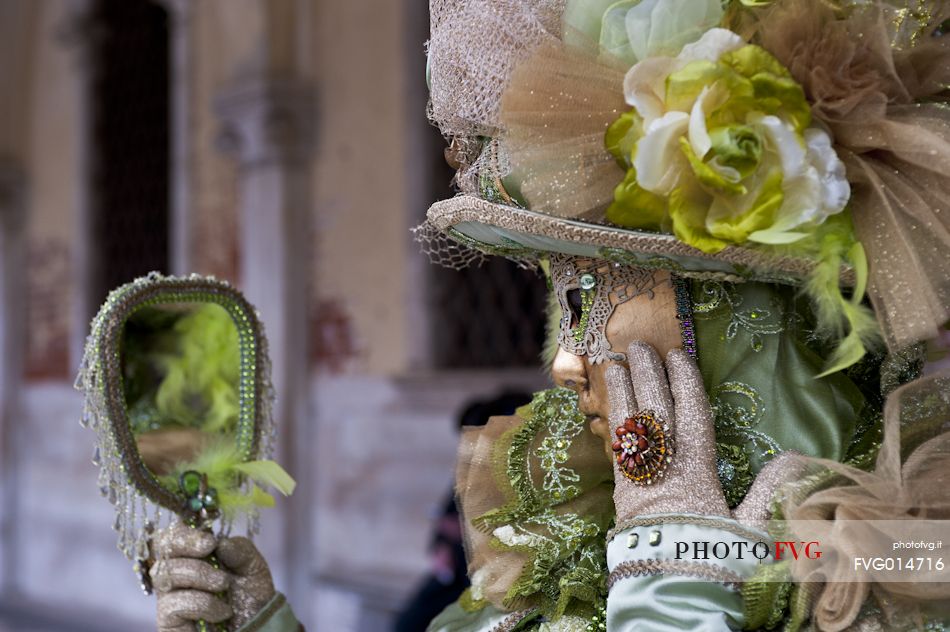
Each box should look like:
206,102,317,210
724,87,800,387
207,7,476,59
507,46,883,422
95,274,266,514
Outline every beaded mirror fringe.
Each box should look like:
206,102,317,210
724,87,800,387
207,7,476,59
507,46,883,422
76,272,277,582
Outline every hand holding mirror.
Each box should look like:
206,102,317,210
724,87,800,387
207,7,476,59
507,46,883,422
77,273,295,631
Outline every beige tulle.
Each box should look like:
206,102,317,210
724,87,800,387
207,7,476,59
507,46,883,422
456,416,529,608
500,39,627,220
754,0,950,352
782,369,950,631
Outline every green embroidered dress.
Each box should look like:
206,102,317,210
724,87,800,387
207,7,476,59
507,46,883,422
425,280,920,632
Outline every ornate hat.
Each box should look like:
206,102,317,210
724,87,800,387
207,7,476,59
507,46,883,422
419,0,950,371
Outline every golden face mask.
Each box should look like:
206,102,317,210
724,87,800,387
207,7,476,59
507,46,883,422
550,254,666,364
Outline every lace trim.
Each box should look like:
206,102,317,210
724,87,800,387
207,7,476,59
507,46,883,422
472,388,609,618
607,560,743,591
550,254,666,364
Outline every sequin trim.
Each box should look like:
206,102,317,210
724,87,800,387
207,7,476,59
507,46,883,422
673,276,697,359
710,381,782,458
692,281,786,353
607,559,743,591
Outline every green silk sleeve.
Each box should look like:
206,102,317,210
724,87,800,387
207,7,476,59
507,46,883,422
606,517,769,631
236,594,303,632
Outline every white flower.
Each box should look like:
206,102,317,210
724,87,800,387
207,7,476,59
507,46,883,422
607,30,850,252
623,28,744,129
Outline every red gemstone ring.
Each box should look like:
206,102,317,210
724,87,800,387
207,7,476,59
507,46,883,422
611,410,673,485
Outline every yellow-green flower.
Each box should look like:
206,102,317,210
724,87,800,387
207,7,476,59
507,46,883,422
606,28,850,253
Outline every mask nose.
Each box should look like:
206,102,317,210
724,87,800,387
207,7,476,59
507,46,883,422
552,347,588,393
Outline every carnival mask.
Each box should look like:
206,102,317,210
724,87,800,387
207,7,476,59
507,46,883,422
550,254,669,364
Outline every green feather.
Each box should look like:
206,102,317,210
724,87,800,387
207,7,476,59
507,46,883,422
800,215,881,376
158,438,294,516
233,460,297,496
757,211,880,376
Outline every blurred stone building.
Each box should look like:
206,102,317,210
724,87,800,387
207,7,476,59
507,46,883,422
0,1,548,629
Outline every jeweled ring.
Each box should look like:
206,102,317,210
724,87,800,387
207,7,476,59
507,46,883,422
612,410,673,485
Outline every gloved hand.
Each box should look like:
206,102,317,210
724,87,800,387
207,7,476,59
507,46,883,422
606,341,800,528
602,342,803,631
151,522,275,632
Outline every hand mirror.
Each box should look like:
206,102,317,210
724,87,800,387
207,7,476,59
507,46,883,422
77,273,293,599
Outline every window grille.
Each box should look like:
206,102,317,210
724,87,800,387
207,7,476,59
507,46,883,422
429,259,548,368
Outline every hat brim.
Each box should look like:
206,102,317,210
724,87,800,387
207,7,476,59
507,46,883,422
427,195,855,287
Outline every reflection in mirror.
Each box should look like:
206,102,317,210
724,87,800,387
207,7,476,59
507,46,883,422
78,273,294,597
124,303,239,478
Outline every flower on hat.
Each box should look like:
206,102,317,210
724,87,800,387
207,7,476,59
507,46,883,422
604,28,850,254
567,0,723,66
480,0,948,373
